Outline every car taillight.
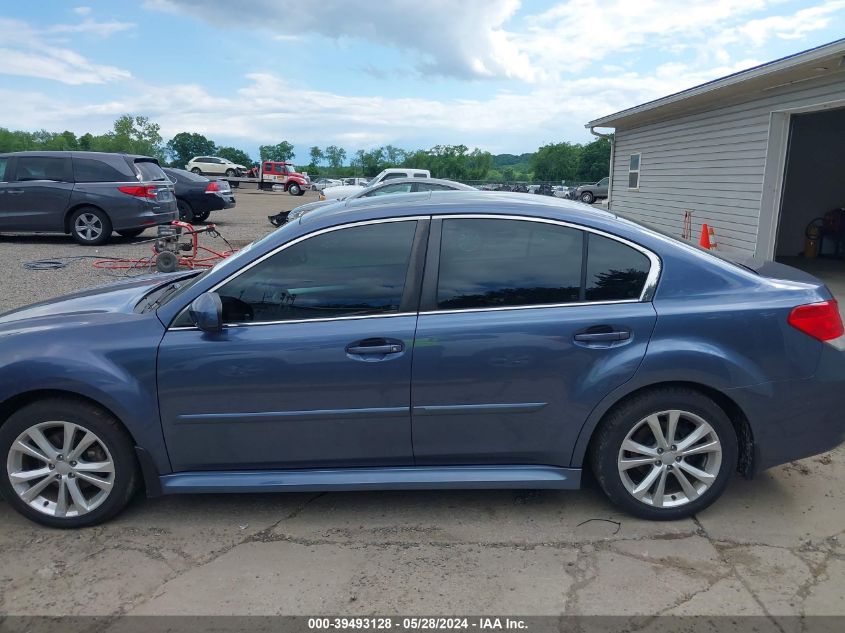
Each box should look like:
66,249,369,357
205,181,220,193
788,300,844,341
118,185,158,199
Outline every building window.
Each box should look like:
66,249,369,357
628,153,641,189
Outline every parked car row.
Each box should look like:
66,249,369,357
0,152,242,245
0,151,176,245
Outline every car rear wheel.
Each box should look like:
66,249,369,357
193,209,211,223
190,168,202,175
225,169,236,177
288,183,302,196
590,387,737,520
70,207,112,246
117,228,145,238
177,199,195,223
0,399,138,528
580,191,595,204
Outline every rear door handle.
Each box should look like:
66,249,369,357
346,338,404,355
574,331,630,342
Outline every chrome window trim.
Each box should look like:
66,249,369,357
168,216,427,331
428,214,662,310
167,213,662,331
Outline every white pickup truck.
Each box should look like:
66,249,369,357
320,168,431,201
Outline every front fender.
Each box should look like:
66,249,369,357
0,314,171,474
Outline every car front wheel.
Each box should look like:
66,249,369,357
590,387,737,520
190,168,202,175
225,169,236,177
0,399,138,528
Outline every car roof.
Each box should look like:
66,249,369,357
300,190,616,229
0,150,154,160
355,177,475,192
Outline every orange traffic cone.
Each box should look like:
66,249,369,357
699,223,712,249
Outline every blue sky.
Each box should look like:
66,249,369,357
1,0,844,163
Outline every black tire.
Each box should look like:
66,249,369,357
177,199,195,223
225,169,236,177
70,207,112,246
117,228,145,238
156,250,179,273
190,168,202,175
580,191,595,204
192,210,211,223
288,183,302,196
589,387,737,521
0,398,139,528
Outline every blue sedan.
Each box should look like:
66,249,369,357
1,192,843,527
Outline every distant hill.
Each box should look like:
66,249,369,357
491,152,535,167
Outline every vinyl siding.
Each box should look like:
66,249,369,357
609,72,845,257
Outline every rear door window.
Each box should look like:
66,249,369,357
14,156,69,182
73,157,131,183
436,218,583,310
0,157,8,181
133,160,167,182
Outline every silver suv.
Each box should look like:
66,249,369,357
0,151,176,245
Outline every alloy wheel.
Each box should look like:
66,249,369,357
6,421,115,518
74,213,103,242
617,409,722,508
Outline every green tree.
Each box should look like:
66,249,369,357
166,132,217,168
259,140,295,162
531,142,579,182
78,133,94,151
107,115,164,160
216,146,253,167
309,146,324,166
324,145,346,169
576,137,612,182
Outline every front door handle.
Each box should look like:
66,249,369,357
574,331,630,342
346,338,404,355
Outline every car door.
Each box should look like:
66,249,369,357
1,155,73,231
411,216,658,467
157,218,428,472
597,177,610,197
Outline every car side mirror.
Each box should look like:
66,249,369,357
189,292,223,333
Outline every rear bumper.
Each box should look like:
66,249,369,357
730,344,845,473
113,203,178,231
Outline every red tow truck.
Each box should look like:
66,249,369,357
254,161,309,195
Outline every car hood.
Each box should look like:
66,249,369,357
0,272,190,328
322,184,364,200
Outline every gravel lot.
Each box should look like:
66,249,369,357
0,188,843,622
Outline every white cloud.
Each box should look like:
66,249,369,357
49,18,135,37
0,58,761,152
0,17,132,85
72,6,92,16
141,0,835,83
716,0,845,47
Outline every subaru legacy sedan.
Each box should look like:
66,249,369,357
0,192,843,527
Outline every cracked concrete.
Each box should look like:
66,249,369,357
0,191,843,619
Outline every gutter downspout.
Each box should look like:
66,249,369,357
589,126,614,210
